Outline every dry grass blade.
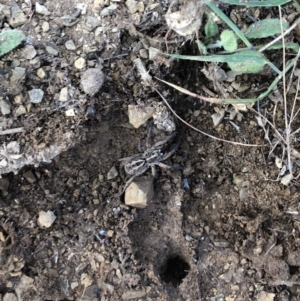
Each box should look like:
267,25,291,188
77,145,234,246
155,77,257,105
154,88,266,147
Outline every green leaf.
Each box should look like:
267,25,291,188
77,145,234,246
220,30,238,52
205,13,219,39
227,50,266,73
0,30,25,57
151,47,268,74
245,19,289,39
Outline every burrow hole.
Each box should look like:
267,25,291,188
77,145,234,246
160,255,190,287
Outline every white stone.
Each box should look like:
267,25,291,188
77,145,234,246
126,0,137,14
66,108,75,116
37,68,46,79
76,3,87,14
38,210,56,228
22,45,37,60
35,2,51,15
74,57,86,70
128,105,155,128
3,292,18,301
125,177,154,208
28,89,44,103
15,105,27,116
42,21,50,32
0,99,11,115
65,40,76,51
59,87,68,102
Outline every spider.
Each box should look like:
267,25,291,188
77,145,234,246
114,130,180,198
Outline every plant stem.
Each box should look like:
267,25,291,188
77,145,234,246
219,0,291,6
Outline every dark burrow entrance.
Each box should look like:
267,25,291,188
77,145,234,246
160,255,190,287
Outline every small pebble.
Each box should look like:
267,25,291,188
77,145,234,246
0,99,11,115
37,68,46,79
42,21,50,32
100,4,117,16
35,2,51,15
22,45,37,60
86,17,101,30
65,108,75,116
185,234,193,242
3,292,18,301
139,49,148,59
81,68,104,95
15,105,27,116
59,87,68,102
74,57,86,70
38,210,56,228
194,110,200,117
45,42,59,56
65,40,76,51
23,170,36,183
107,165,118,180
28,89,44,103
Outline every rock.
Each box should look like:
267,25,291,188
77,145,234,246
3,292,17,301
81,68,104,95
28,89,44,103
128,105,155,128
74,57,86,70
281,174,293,185
37,68,46,79
126,0,138,14
86,16,101,30
136,1,145,12
42,21,50,32
211,109,225,127
82,285,100,299
23,170,36,183
22,45,37,60
10,67,26,85
107,165,118,180
76,3,87,14
0,99,11,115
125,177,154,208
139,49,148,59
65,108,75,117
122,289,147,300
15,105,27,116
9,2,27,27
29,57,40,68
38,210,56,228
100,4,117,16
256,291,275,301
15,274,34,300
35,2,51,15
59,87,68,102
45,42,59,56
65,40,76,51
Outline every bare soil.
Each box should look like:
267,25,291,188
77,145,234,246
1,0,300,300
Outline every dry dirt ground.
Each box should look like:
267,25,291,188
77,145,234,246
1,0,300,300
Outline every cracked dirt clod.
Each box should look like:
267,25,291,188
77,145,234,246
80,68,104,95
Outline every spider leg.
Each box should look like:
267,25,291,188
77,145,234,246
151,165,157,177
156,162,182,170
160,139,180,161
